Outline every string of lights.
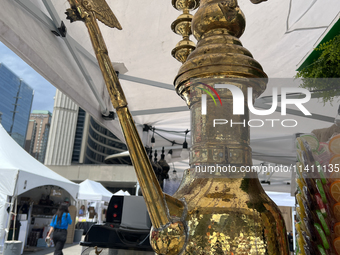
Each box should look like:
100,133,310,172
143,124,191,160
144,124,190,147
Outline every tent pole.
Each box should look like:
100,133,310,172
4,197,13,242
11,198,17,241
292,207,295,251
4,172,19,242
98,202,102,224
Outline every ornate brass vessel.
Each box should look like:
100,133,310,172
65,0,289,254
151,0,289,254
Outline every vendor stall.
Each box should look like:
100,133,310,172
77,179,113,226
0,125,79,253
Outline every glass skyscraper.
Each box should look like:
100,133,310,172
0,63,34,147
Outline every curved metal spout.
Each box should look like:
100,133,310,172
65,0,186,233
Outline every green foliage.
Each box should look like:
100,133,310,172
296,34,340,103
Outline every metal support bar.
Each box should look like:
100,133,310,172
15,0,55,29
42,0,109,116
119,74,174,91
16,0,110,116
131,106,188,116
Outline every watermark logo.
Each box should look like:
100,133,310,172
200,84,312,116
196,82,222,115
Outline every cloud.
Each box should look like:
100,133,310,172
0,42,56,112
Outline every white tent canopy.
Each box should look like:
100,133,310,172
0,124,79,252
266,191,295,208
78,179,113,202
113,190,130,196
0,0,340,193
0,124,79,198
1,0,338,142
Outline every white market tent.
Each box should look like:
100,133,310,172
266,192,295,208
0,124,79,251
78,179,114,223
0,1,340,192
113,190,131,196
0,125,79,198
78,179,113,202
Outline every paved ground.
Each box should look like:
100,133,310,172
23,244,155,255
23,242,82,255
22,239,155,255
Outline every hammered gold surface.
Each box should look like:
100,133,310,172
160,76,289,254
166,0,289,253
150,221,187,255
172,175,288,254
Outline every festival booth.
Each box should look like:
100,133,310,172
0,125,79,253
76,180,132,235
77,179,112,225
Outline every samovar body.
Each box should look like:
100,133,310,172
169,78,289,254
151,0,289,253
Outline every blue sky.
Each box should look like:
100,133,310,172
0,42,56,113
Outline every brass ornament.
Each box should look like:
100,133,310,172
66,0,121,29
250,0,268,4
171,0,200,63
150,221,187,255
94,246,103,255
157,0,289,253
172,0,200,11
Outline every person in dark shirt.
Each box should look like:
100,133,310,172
288,231,294,254
46,203,72,255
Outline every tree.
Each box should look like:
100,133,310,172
296,34,340,103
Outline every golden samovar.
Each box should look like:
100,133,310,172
65,0,289,254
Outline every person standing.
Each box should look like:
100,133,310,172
288,231,294,254
46,203,72,255
78,205,85,216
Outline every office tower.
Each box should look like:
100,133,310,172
29,110,52,163
45,89,129,165
24,119,37,154
0,63,34,147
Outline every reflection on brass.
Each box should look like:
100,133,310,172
65,0,186,232
250,0,268,4
171,0,200,63
94,246,103,255
151,221,187,255
172,0,200,10
151,0,289,253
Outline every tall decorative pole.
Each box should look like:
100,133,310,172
171,0,200,63
65,0,187,241
153,0,289,254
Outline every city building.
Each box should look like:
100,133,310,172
28,110,52,163
0,63,34,147
24,119,37,154
45,89,135,194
